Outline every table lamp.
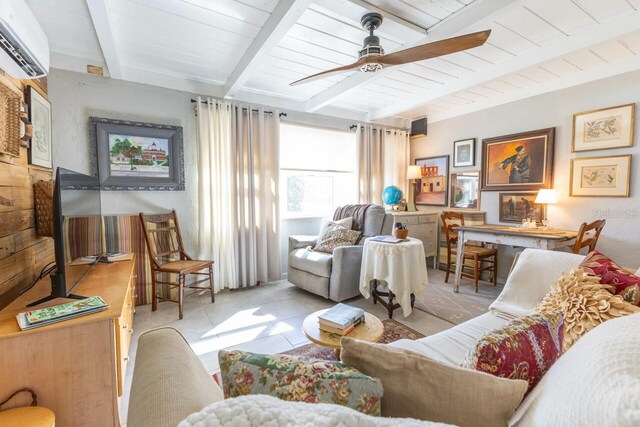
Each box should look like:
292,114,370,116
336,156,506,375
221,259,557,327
407,165,422,203
535,189,557,228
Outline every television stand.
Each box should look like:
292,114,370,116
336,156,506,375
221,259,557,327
27,292,86,307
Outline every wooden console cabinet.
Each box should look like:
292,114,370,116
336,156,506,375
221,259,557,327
390,211,439,268
0,259,135,426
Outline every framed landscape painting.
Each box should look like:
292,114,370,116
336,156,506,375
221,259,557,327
499,192,545,225
572,104,635,152
414,155,449,206
570,155,631,197
481,128,554,192
453,138,475,167
91,117,185,191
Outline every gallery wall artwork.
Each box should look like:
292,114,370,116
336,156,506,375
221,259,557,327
450,171,480,209
570,155,631,197
572,104,635,152
90,117,185,191
27,86,52,168
414,155,449,206
499,192,546,225
453,138,476,167
481,128,555,191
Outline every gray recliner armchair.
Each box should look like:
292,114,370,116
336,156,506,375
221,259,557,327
287,205,393,302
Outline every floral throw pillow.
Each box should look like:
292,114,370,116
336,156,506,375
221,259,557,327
536,269,640,351
313,224,362,254
463,313,564,394
218,350,383,416
580,251,640,305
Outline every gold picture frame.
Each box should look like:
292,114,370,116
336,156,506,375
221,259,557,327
572,103,635,152
569,154,631,197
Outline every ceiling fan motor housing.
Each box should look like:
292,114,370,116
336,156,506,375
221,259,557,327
359,12,385,72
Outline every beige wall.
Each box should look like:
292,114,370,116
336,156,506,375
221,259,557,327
411,69,640,272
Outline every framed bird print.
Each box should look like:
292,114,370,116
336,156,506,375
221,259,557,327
570,155,631,197
572,104,635,152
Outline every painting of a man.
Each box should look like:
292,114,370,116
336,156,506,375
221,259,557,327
501,145,530,183
482,128,554,191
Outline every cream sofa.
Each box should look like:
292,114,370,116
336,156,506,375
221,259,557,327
128,249,640,426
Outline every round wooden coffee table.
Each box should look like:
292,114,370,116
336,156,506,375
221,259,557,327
302,309,384,359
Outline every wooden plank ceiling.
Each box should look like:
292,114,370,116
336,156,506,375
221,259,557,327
26,0,640,124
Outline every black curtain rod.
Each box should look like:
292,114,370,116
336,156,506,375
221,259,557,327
191,98,287,117
349,124,406,133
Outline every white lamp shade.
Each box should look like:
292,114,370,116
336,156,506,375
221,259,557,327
535,189,558,204
407,165,422,180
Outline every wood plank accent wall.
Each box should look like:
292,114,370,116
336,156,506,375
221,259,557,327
0,71,53,310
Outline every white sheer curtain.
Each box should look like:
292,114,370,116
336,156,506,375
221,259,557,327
357,124,384,205
232,104,281,288
358,124,410,205
196,97,281,290
383,129,410,197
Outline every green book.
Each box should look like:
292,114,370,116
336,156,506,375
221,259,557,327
23,296,108,325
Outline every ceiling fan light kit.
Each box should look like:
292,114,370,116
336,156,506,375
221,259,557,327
290,11,491,86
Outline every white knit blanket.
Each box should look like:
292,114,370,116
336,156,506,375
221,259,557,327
178,395,451,427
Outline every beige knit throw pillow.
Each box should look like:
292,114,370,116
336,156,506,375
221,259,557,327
536,269,640,352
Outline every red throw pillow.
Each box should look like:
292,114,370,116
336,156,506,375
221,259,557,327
580,251,640,305
464,313,563,393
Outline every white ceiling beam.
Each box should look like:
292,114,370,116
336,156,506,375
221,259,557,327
369,9,640,120
85,0,122,79
304,0,517,113
223,0,313,99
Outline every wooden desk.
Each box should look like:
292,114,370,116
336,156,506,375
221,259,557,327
453,225,577,293
0,259,135,426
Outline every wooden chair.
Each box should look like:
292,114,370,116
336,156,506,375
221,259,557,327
572,219,606,254
139,210,214,319
441,211,498,292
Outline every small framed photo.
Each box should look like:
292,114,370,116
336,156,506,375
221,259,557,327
570,155,631,197
450,171,480,209
453,138,476,167
499,192,545,225
27,86,52,168
572,104,635,152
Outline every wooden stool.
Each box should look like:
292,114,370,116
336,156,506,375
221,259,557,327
0,407,55,427
371,280,415,319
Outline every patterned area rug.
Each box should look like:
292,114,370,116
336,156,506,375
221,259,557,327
281,319,425,361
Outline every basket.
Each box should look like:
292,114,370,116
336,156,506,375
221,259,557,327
0,81,21,157
393,228,409,239
34,180,54,237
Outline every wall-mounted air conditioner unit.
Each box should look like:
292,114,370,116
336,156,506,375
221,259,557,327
0,0,49,79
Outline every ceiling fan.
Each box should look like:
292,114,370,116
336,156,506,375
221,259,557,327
290,12,491,86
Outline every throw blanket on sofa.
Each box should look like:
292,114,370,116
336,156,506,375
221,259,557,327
334,204,373,232
178,395,451,427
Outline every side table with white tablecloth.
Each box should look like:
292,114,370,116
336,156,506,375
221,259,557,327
359,237,428,318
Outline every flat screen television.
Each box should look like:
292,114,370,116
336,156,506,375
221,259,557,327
28,168,103,306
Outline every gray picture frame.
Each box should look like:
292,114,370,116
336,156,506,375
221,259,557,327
90,117,185,191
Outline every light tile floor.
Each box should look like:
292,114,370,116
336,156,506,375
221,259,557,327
119,268,502,424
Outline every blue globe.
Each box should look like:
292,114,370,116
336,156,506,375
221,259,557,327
382,186,403,205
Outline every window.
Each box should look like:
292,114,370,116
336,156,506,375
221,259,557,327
280,123,357,218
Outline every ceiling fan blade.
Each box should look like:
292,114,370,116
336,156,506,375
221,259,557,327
378,30,491,66
289,59,367,86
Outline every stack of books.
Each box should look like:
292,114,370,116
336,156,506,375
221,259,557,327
318,303,365,335
16,296,109,331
